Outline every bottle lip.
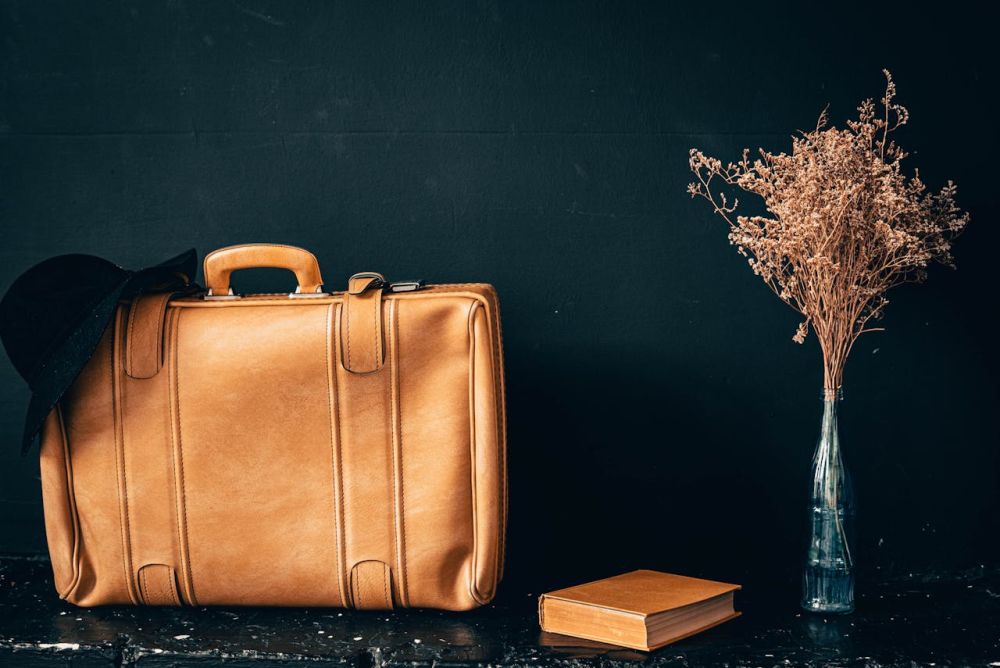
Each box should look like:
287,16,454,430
822,388,844,401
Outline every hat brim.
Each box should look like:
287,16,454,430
2,249,198,453
19,280,130,453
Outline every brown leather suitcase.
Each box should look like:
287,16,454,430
36,244,506,610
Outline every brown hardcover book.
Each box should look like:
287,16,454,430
538,570,741,651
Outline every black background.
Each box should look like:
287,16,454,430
1,1,997,597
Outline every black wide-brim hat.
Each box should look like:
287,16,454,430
0,249,198,453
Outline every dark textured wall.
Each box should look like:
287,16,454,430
1,2,996,592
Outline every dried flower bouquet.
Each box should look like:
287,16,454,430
688,71,967,392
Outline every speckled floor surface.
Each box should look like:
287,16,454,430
1,556,998,666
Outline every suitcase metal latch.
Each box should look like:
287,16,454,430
387,280,424,293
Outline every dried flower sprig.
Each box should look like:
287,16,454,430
688,71,967,391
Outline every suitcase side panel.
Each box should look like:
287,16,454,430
391,296,478,609
469,300,503,605
171,303,345,606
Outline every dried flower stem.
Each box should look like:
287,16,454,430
688,71,967,391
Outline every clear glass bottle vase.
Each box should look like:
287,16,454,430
801,388,855,614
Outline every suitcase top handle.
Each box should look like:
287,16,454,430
203,244,324,296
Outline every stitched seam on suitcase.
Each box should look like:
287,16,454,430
166,568,181,606
164,308,187,606
385,299,398,606
113,309,139,604
371,295,376,369
333,304,349,607
169,308,196,605
325,303,348,607
120,335,141,604
140,569,151,604
466,301,483,604
484,302,501,595
151,298,165,374
170,288,497,309
490,293,508,578
346,295,353,369
56,406,83,600
493,299,506,584
389,299,409,606
163,314,183,606
126,302,137,378
382,563,391,608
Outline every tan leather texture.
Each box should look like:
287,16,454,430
37,245,507,611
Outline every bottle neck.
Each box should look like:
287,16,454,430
817,389,842,461
822,388,844,402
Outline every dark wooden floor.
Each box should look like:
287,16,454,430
1,556,999,666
